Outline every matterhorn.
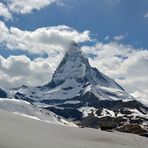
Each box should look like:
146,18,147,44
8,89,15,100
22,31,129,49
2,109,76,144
10,41,148,136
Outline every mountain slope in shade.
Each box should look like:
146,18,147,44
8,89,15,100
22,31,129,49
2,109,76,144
10,42,148,136
0,88,7,98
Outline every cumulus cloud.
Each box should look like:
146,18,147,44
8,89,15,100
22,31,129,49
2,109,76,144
0,2,12,20
0,21,91,54
0,0,62,20
0,54,62,88
8,0,56,14
82,42,148,105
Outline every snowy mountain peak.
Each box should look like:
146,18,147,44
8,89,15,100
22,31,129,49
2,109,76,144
67,41,81,53
44,42,133,101
46,41,87,87
8,43,148,135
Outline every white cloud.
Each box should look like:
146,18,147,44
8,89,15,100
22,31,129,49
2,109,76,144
0,0,62,20
113,34,125,41
82,42,148,105
0,2,12,20
8,0,56,14
0,21,91,55
131,90,148,105
0,21,91,88
0,54,62,88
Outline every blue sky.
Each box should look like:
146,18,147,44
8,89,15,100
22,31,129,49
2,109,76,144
0,0,148,104
3,0,148,48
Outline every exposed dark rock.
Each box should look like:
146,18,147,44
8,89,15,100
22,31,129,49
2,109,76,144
15,92,34,103
46,107,83,121
129,117,143,124
40,99,65,105
140,133,148,138
79,114,117,130
115,117,127,126
62,87,73,90
116,124,147,135
58,103,82,108
99,116,117,130
78,113,100,129
70,93,148,112
0,88,7,98
96,108,103,116
119,108,132,115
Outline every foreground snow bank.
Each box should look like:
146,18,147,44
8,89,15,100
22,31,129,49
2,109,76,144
0,109,147,148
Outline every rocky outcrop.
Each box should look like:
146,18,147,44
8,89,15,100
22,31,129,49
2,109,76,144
116,124,148,136
0,88,7,98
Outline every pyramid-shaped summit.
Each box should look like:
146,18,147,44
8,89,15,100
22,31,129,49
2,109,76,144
45,41,133,101
14,41,148,134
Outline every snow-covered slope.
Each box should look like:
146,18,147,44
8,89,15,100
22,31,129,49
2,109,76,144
0,98,75,126
0,109,148,148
